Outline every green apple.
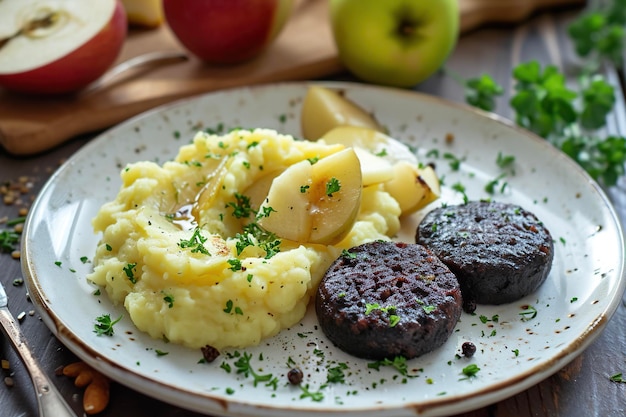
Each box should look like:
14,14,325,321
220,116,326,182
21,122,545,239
329,0,459,87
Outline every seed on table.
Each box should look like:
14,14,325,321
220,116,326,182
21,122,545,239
1,359,10,370
13,223,23,233
4,376,14,387
11,250,21,260
18,207,29,216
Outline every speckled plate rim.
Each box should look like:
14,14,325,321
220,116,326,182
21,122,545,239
21,81,626,417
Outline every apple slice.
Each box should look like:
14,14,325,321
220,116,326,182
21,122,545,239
257,160,313,242
0,0,127,94
351,147,394,186
322,126,418,165
301,86,384,140
242,168,286,212
192,157,232,220
384,162,441,215
322,125,421,186
258,148,362,245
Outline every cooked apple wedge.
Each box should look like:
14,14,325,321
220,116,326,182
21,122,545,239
257,160,313,242
192,157,231,220
301,86,383,140
322,126,418,165
258,148,362,245
351,147,394,186
384,162,440,215
242,168,285,212
322,125,421,186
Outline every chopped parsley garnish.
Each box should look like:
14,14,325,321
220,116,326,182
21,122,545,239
234,222,281,259
326,363,349,384
233,352,278,389
299,384,324,402
226,193,253,219
367,356,415,377
519,305,538,321
178,228,210,255
223,300,244,315
163,294,175,308
610,373,626,383
155,349,169,356
300,185,310,193
227,258,242,271
496,152,516,170
123,263,138,284
460,364,481,379
443,152,462,171
451,182,469,204
341,249,357,259
93,314,122,336
325,177,341,196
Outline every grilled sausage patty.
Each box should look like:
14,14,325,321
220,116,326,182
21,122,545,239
416,201,553,306
315,241,462,360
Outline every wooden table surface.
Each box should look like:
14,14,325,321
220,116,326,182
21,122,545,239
1,6,625,417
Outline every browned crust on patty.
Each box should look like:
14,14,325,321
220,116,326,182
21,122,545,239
416,201,554,305
315,241,462,360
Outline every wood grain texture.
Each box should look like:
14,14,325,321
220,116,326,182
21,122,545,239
0,0,585,155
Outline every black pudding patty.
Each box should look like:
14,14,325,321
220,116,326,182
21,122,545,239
416,201,554,305
315,241,462,360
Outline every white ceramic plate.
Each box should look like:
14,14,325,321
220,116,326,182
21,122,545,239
22,82,625,417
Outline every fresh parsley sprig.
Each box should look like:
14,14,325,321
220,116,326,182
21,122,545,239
93,314,122,336
0,230,19,253
233,352,278,389
448,0,626,187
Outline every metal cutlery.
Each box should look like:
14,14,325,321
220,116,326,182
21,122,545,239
0,281,77,417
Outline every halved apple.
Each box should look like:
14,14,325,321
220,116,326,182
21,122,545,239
301,85,383,140
258,148,362,245
384,162,440,215
0,0,127,94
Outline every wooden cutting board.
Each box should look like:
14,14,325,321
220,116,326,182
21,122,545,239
0,0,584,155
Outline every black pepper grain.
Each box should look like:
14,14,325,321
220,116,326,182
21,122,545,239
287,367,303,385
201,345,220,363
462,341,476,358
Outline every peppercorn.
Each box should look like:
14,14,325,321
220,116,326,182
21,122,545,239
200,345,220,363
287,367,303,385
462,341,476,358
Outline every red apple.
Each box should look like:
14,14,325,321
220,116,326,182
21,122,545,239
0,0,127,95
163,0,294,64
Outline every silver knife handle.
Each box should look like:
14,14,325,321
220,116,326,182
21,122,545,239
0,308,77,417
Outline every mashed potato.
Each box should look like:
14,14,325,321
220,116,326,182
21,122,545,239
88,128,401,349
